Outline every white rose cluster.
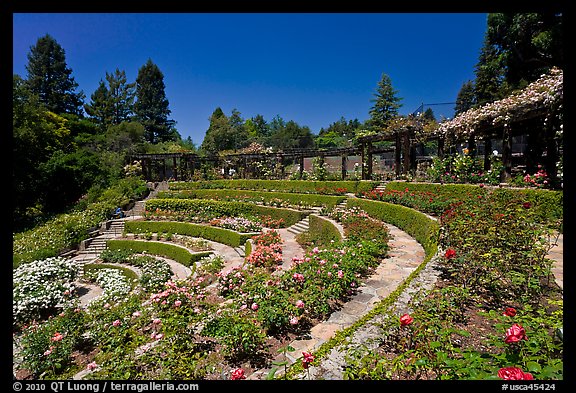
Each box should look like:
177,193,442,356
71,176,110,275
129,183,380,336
437,67,563,138
13,256,80,325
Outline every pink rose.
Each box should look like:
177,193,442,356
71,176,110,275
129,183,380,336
296,300,305,309
498,367,534,380
505,323,527,344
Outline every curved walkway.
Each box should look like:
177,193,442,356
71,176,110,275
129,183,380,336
247,222,426,380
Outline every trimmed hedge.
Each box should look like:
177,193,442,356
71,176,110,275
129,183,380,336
106,239,211,269
347,198,440,260
144,198,307,227
385,181,563,228
124,220,255,248
156,189,346,209
308,214,343,245
168,179,379,195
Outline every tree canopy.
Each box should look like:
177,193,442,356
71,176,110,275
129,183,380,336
25,34,85,116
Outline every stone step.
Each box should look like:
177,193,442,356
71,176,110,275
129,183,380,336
233,246,245,257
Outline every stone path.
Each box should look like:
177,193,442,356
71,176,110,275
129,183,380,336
547,232,563,290
246,222,426,380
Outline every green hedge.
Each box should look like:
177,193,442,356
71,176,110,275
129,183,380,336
106,239,211,269
346,198,440,260
308,214,343,245
385,181,563,228
156,189,346,209
124,220,254,248
144,198,307,227
168,179,379,195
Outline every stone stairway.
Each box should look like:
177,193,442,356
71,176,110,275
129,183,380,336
233,245,246,258
287,216,310,236
374,182,387,193
75,220,125,263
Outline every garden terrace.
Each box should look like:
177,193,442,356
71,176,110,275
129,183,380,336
369,181,563,230
106,239,212,269
167,179,379,195
124,220,257,248
156,189,347,210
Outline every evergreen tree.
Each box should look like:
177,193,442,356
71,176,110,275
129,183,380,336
487,13,563,90
474,35,506,106
84,80,111,130
134,59,177,143
368,73,402,131
228,109,249,151
106,68,136,125
25,34,85,115
200,107,230,155
454,80,477,115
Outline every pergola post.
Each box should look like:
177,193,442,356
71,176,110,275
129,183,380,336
483,137,492,171
361,142,366,180
501,125,512,182
437,136,445,158
299,155,304,179
341,155,347,180
395,132,402,177
366,142,373,180
173,157,178,181
402,130,411,175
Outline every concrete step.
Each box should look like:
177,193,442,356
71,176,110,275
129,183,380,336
233,246,245,257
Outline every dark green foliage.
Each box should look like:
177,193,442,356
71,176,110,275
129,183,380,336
25,34,85,115
368,73,402,131
454,80,476,115
134,59,178,143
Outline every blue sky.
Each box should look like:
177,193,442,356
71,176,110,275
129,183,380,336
12,13,488,146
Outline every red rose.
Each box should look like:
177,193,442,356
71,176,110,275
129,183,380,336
505,323,528,344
400,313,414,326
503,307,517,317
230,368,246,380
498,367,534,380
445,248,457,259
302,351,315,369
523,202,532,209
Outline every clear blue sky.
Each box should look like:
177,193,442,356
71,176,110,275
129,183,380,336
12,13,488,147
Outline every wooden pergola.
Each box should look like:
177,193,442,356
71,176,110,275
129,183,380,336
132,68,562,185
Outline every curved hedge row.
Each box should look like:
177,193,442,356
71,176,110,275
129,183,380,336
346,198,440,260
308,214,344,245
156,189,346,209
144,198,307,227
168,179,379,195
106,239,211,270
124,220,255,248
385,181,563,227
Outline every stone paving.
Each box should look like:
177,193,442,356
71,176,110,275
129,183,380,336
246,222,427,380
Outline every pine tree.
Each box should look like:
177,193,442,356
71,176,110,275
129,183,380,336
474,36,505,106
454,80,477,115
84,80,111,130
106,68,136,125
25,34,85,115
134,59,177,143
368,73,402,131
